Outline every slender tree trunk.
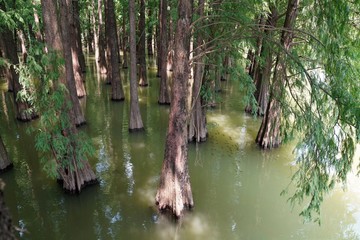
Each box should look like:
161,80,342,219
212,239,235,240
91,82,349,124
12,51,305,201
73,0,86,73
129,0,144,131
158,0,170,104
138,0,148,87
68,0,86,98
105,0,125,100
188,0,207,143
147,7,153,56
41,0,97,192
0,136,12,172
0,179,16,239
122,10,128,69
256,0,299,149
156,1,161,76
92,0,100,66
155,0,194,218
97,0,107,74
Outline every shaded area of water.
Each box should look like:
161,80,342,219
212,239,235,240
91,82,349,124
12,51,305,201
0,57,359,239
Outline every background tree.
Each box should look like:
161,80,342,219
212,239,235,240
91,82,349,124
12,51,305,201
0,136,12,172
138,0,148,87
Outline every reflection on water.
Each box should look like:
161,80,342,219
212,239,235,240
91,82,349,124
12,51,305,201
0,57,359,239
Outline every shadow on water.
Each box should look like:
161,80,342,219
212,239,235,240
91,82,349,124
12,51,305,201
0,57,359,239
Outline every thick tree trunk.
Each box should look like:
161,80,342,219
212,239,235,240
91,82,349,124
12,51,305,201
105,0,125,100
138,0,148,87
41,0,97,192
129,0,144,132
0,136,12,172
59,0,86,126
73,0,86,73
155,0,194,218
0,179,16,240
188,0,207,143
158,0,170,104
68,0,86,98
256,0,299,149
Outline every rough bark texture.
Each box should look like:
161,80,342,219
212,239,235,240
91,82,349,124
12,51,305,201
256,0,299,149
59,0,86,126
138,0,148,87
0,29,37,121
0,179,16,240
105,0,125,101
0,136,12,173
188,0,207,143
158,0,170,104
41,0,97,192
68,0,86,98
129,0,144,132
155,0,194,218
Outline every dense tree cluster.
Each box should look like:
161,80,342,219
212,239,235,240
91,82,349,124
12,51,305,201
0,0,358,230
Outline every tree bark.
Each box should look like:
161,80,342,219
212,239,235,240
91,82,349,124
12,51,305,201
138,0,148,87
256,0,299,149
188,0,207,143
68,0,86,98
0,179,16,240
41,0,97,192
129,0,144,132
0,136,12,173
158,0,170,104
105,0,125,100
155,0,194,218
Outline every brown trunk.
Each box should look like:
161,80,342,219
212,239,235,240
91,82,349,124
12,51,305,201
147,7,153,56
105,0,125,100
138,0,148,87
69,0,86,98
97,0,107,74
122,10,128,69
155,0,193,218
73,0,86,73
0,179,16,239
41,0,97,192
188,0,207,143
129,0,144,131
92,0,100,66
156,1,161,76
256,0,299,149
59,0,86,126
158,0,170,104
0,136,12,172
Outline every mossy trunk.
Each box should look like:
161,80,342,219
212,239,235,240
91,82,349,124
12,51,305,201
156,0,194,218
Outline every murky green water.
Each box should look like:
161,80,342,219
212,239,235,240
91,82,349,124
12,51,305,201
0,58,359,240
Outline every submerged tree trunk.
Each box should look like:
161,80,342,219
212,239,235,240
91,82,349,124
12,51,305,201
256,0,299,149
155,0,194,218
158,0,170,104
188,0,207,143
105,0,125,100
0,136,12,172
129,0,144,131
42,0,97,192
0,179,16,239
138,0,148,87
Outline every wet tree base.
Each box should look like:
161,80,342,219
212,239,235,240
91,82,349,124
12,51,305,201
57,178,99,194
0,163,13,174
16,112,39,122
156,202,194,220
128,127,145,133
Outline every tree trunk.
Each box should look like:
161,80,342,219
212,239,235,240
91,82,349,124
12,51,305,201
0,136,12,173
188,0,207,143
138,0,148,87
129,0,144,132
73,0,86,73
158,0,170,104
256,0,299,149
92,0,100,66
97,0,107,74
105,0,125,100
122,9,128,69
147,7,153,56
0,179,16,240
69,0,86,98
155,0,194,218
41,0,97,192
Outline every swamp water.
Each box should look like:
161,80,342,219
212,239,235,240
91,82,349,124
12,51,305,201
0,57,359,239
